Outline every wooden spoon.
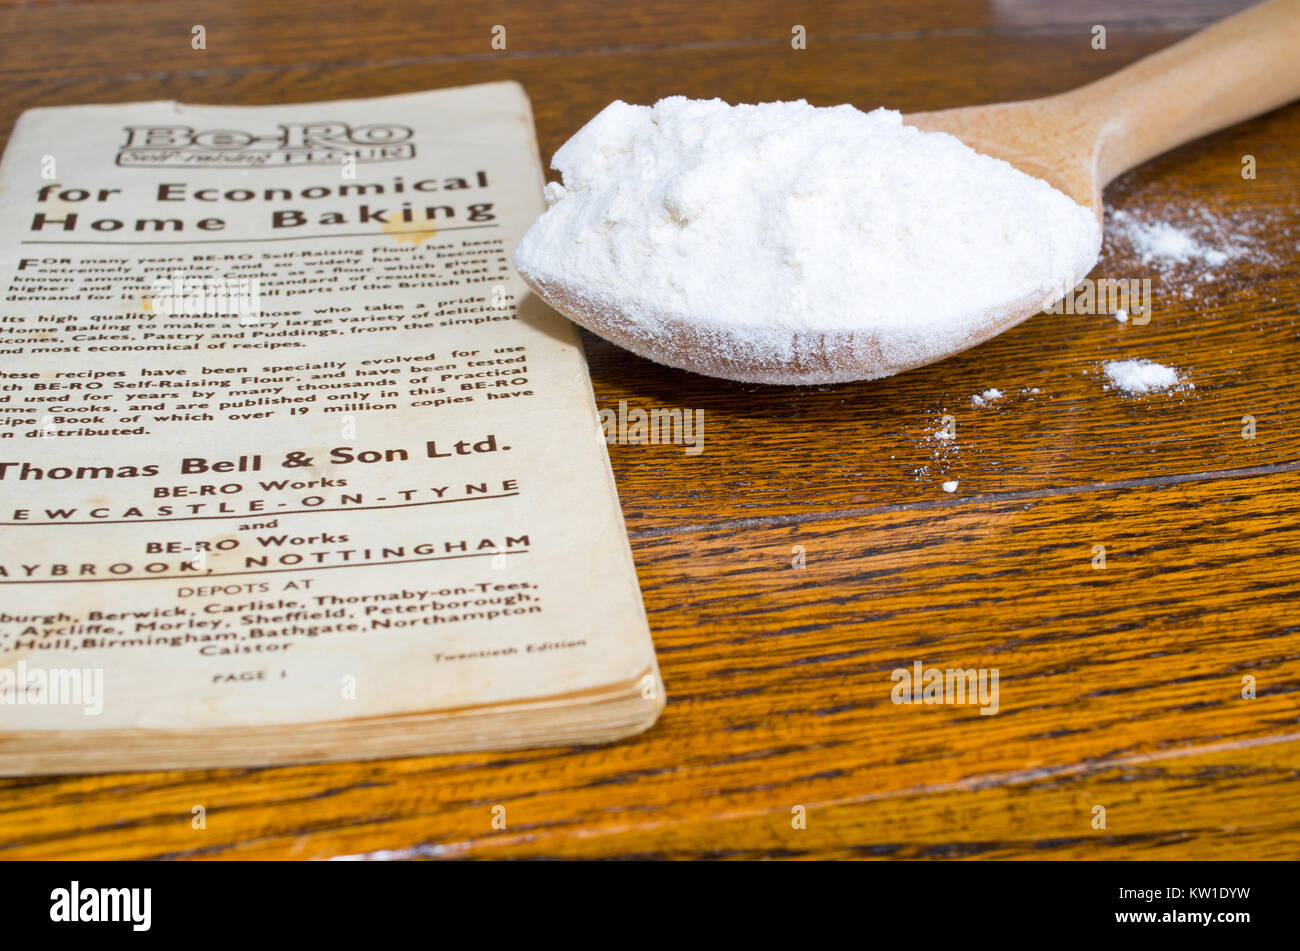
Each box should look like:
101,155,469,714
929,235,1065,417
521,0,1300,385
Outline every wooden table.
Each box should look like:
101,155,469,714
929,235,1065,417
2,0,1297,860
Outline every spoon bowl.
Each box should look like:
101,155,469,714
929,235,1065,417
522,0,1300,385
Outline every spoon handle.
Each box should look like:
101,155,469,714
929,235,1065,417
1067,0,1300,187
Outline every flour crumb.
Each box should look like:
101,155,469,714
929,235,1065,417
1114,308,1128,322
970,387,1004,407
941,480,958,493
1102,359,1188,394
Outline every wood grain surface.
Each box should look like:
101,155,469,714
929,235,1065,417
2,0,1298,860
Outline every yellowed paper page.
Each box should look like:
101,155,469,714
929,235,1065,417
0,83,659,740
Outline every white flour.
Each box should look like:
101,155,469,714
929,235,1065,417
1110,211,1232,267
1103,202,1285,303
1102,358,1187,394
971,387,1004,406
515,98,1101,374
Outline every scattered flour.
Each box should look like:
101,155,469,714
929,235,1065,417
918,416,962,487
516,97,1101,382
967,385,1044,409
1114,308,1128,322
1109,211,1233,268
1102,359,1188,394
941,480,958,493
1103,203,1287,305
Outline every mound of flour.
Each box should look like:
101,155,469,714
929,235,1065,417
515,97,1100,374
1102,358,1186,394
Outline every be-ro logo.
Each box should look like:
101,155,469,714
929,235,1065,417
116,122,415,168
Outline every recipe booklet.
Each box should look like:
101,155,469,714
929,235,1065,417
0,82,663,774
